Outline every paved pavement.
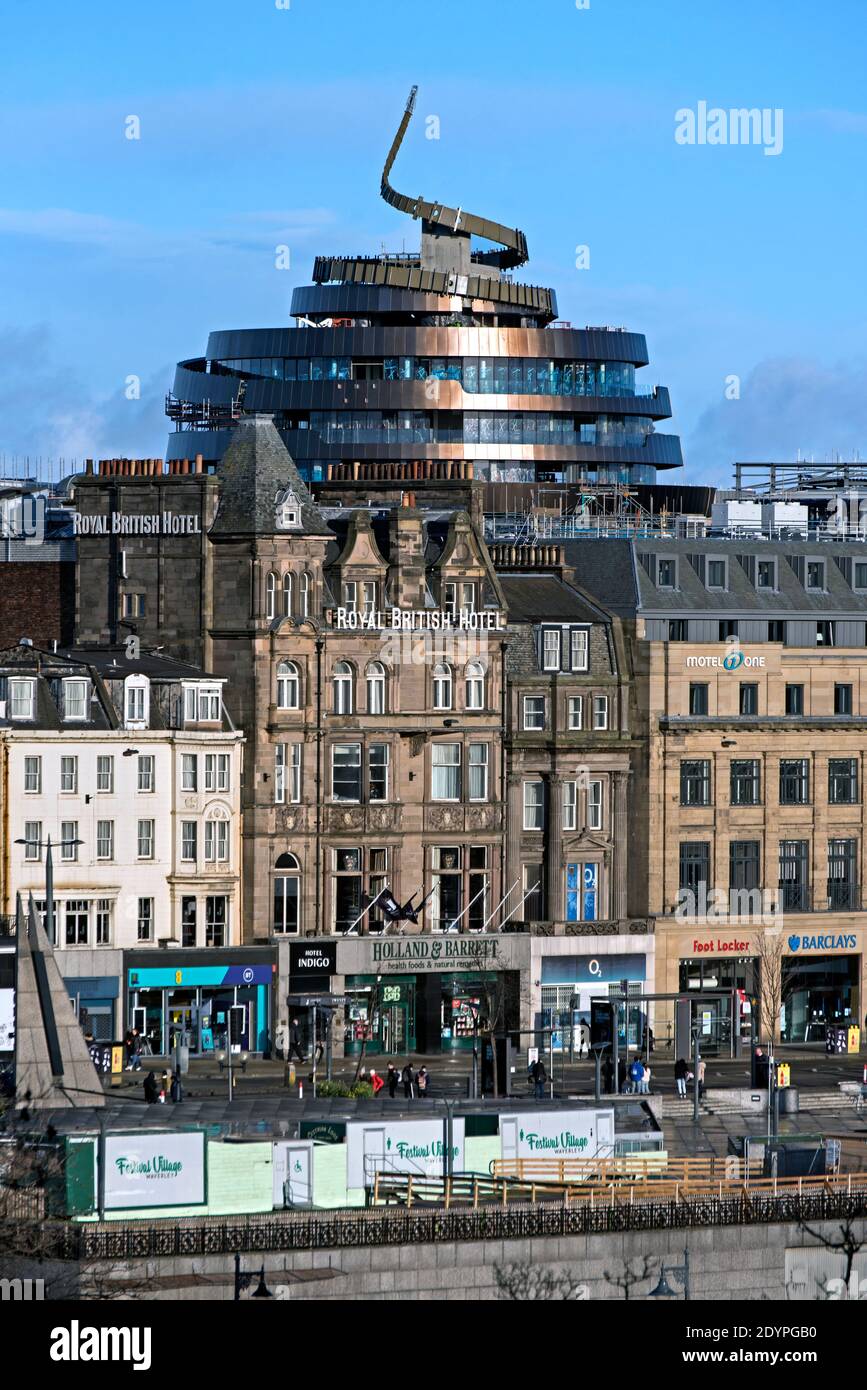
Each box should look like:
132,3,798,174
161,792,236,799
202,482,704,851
112,1047,867,1104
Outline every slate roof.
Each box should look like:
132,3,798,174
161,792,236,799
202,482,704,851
64,646,215,680
499,574,606,624
210,414,333,537
562,540,639,618
0,643,228,731
634,539,867,615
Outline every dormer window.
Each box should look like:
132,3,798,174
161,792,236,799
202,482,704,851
62,678,88,721
706,558,727,591
343,582,357,613
183,684,222,723
657,558,677,589
444,582,476,616
276,488,301,530
757,559,777,591
8,678,35,721
806,560,825,592
124,675,149,728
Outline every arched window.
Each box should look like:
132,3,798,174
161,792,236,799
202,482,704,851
273,851,300,934
465,661,485,710
333,661,354,715
299,572,310,619
276,661,300,709
366,662,386,715
282,571,293,618
433,662,452,711
266,571,277,620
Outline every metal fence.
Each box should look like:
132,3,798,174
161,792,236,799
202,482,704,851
13,1188,867,1264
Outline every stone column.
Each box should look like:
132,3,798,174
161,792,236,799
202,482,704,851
506,774,523,905
546,774,563,924
612,770,629,922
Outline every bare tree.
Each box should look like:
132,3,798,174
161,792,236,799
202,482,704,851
0,1103,151,1301
603,1254,659,1300
459,953,508,1098
494,1261,587,1300
798,1216,867,1299
755,929,794,1043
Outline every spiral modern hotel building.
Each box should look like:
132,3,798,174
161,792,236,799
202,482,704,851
166,88,682,493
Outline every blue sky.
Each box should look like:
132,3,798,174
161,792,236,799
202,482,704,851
1,0,865,482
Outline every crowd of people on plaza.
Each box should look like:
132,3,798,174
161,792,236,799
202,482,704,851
363,1061,431,1099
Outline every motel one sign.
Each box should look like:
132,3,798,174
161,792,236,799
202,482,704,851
336,607,505,631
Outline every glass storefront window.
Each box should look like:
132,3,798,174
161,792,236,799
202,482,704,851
781,955,859,1043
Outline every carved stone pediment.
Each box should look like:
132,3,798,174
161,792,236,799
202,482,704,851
563,831,612,854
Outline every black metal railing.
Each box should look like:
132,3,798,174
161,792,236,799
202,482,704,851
17,1188,867,1264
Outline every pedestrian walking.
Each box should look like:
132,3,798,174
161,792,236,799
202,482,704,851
288,1018,306,1063
617,1057,627,1094
370,1068,384,1095
386,1061,399,1098
417,1066,430,1098
698,1057,706,1099
401,1062,415,1099
674,1057,689,1098
640,1061,651,1094
143,1071,159,1104
169,1069,183,1104
531,1057,547,1100
628,1058,644,1094
126,1027,142,1072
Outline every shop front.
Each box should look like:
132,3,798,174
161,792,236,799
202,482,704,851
64,975,120,1043
531,937,654,1054
659,923,863,1050
780,934,861,1044
339,935,527,1056
125,949,276,1056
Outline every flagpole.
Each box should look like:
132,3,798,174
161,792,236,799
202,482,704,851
443,882,488,934
346,887,388,934
496,879,541,933
482,878,520,932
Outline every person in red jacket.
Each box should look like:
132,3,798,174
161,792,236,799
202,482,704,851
369,1068,384,1095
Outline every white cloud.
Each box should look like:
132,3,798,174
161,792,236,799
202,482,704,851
685,356,867,482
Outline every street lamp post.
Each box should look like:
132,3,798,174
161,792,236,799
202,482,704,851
233,1253,273,1300
648,1248,691,1301
15,832,84,946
